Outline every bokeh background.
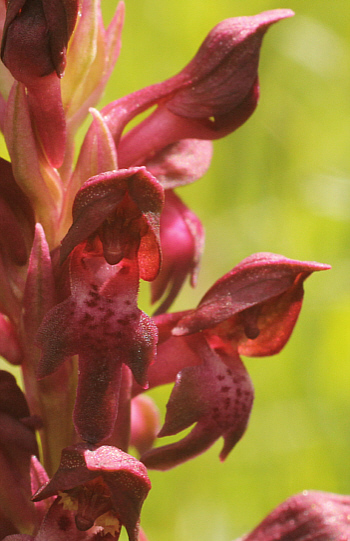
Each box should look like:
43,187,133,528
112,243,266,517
2,0,350,539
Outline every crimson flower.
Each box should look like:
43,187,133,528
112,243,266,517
36,166,164,443
32,444,151,541
100,10,294,168
137,253,330,470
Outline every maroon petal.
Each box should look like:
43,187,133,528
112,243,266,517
1,0,55,82
166,11,294,119
101,10,293,168
152,190,204,314
0,157,35,265
1,0,79,82
144,139,213,189
141,336,253,469
74,354,123,444
132,311,198,395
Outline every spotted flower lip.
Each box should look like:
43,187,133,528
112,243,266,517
36,249,158,444
140,334,254,470
32,444,151,541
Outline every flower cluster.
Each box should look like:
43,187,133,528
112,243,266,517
0,1,343,540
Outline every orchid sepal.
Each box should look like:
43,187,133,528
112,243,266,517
60,166,164,281
172,252,331,356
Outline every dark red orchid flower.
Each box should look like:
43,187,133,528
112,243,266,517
136,253,330,469
141,333,254,470
97,9,294,168
32,444,151,541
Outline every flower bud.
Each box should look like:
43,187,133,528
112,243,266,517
1,0,79,83
1,0,79,168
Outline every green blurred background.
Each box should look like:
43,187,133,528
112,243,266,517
2,0,350,539
102,1,350,539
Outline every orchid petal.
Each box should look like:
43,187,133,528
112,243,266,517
144,139,213,188
37,251,157,443
0,0,72,167
1,0,79,82
132,311,198,395
115,10,293,167
152,190,204,314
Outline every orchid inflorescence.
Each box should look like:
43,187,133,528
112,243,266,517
0,1,346,540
